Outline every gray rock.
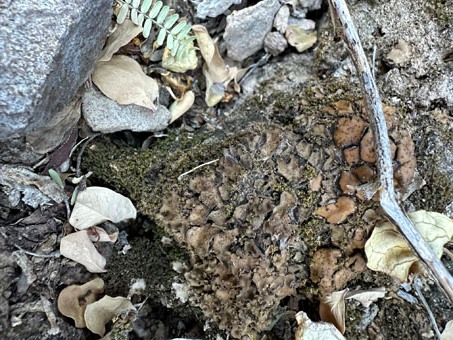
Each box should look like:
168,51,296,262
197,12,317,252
224,0,280,61
82,86,171,134
196,0,242,19
0,0,112,139
299,0,323,11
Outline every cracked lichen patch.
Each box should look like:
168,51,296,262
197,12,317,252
83,82,418,338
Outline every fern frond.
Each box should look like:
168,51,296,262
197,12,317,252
115,0,194,62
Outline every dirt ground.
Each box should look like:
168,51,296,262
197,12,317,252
1,0,453,339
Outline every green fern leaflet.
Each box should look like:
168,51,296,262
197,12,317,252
115,0,194,60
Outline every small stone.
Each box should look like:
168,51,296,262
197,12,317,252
196,0,242,19
386,39,412,66
299,0,323,11
82,87,170,133
288,18,316,30
224,0,281,61
264,32,288,56
274,5,290,33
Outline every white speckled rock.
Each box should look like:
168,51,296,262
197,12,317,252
0,0,111,139
223,0,281,61
82,87,171,134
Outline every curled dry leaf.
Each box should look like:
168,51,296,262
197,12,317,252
93,55,159,110
345,287,386,308
69,186,137,230
99,19,143,62
295,311,346,340
319,289,347,334
57,278,105,328
192,24,243,107
285,25,317,53
169,90,195,123
162,44,198,73
84,296,137,336
60,230,107,273
365,210,453,281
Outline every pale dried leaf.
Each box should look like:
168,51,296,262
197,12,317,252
88,227,119,243
441,320,453,340
365,210,453,281
60,230,107,273
345,287,386,308
169,90,195,123
92,56,159,110
285,25,317,53
162,44,198,73
85,296,137,336
99,20,143,62
319,289,347,334
69,186,137,229
295,311,346,340
192,24,242,107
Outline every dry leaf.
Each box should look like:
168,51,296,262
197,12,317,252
345,287,386,308
285,25,317,53
441,320,453,340
69,186,137,229
60,230,107,273
365,210,453,281
84,296,137,336
169,90,195,123
295,311,346,340
99,20,143,62
192,24,243,107
57,278,105,328
92,55,158,110
319,289,347,334
88,227,119,243
162,45,198,73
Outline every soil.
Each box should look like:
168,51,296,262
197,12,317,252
1,0,452,339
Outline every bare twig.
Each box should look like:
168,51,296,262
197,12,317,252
178,159,219,181
413,276,441,339
328,0,453,303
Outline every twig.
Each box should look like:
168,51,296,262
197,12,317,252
413,276,441,339
177,159,219,181
328,0,453,303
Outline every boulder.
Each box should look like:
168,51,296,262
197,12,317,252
0,0,112,139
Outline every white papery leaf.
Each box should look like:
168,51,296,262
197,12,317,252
60,230,107,273
69,186,136,229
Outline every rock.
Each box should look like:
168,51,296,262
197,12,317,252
273,5,290,33
224,0,280,61
264,32,288,56
386,39,411,66
288,17,316,30
0,0,112,139
82,87,171,134
299,0,323,11
196,0,242,19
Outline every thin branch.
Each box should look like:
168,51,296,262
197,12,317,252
328,0,453,303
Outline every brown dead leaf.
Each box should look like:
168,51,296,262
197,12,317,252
57,278,105,328
92,55,158,110
192,24,243,107
296,311,346,340
84,296,137,336
365,210,453,281
60,230,107,273
69,186,136,230
99,20,143,62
